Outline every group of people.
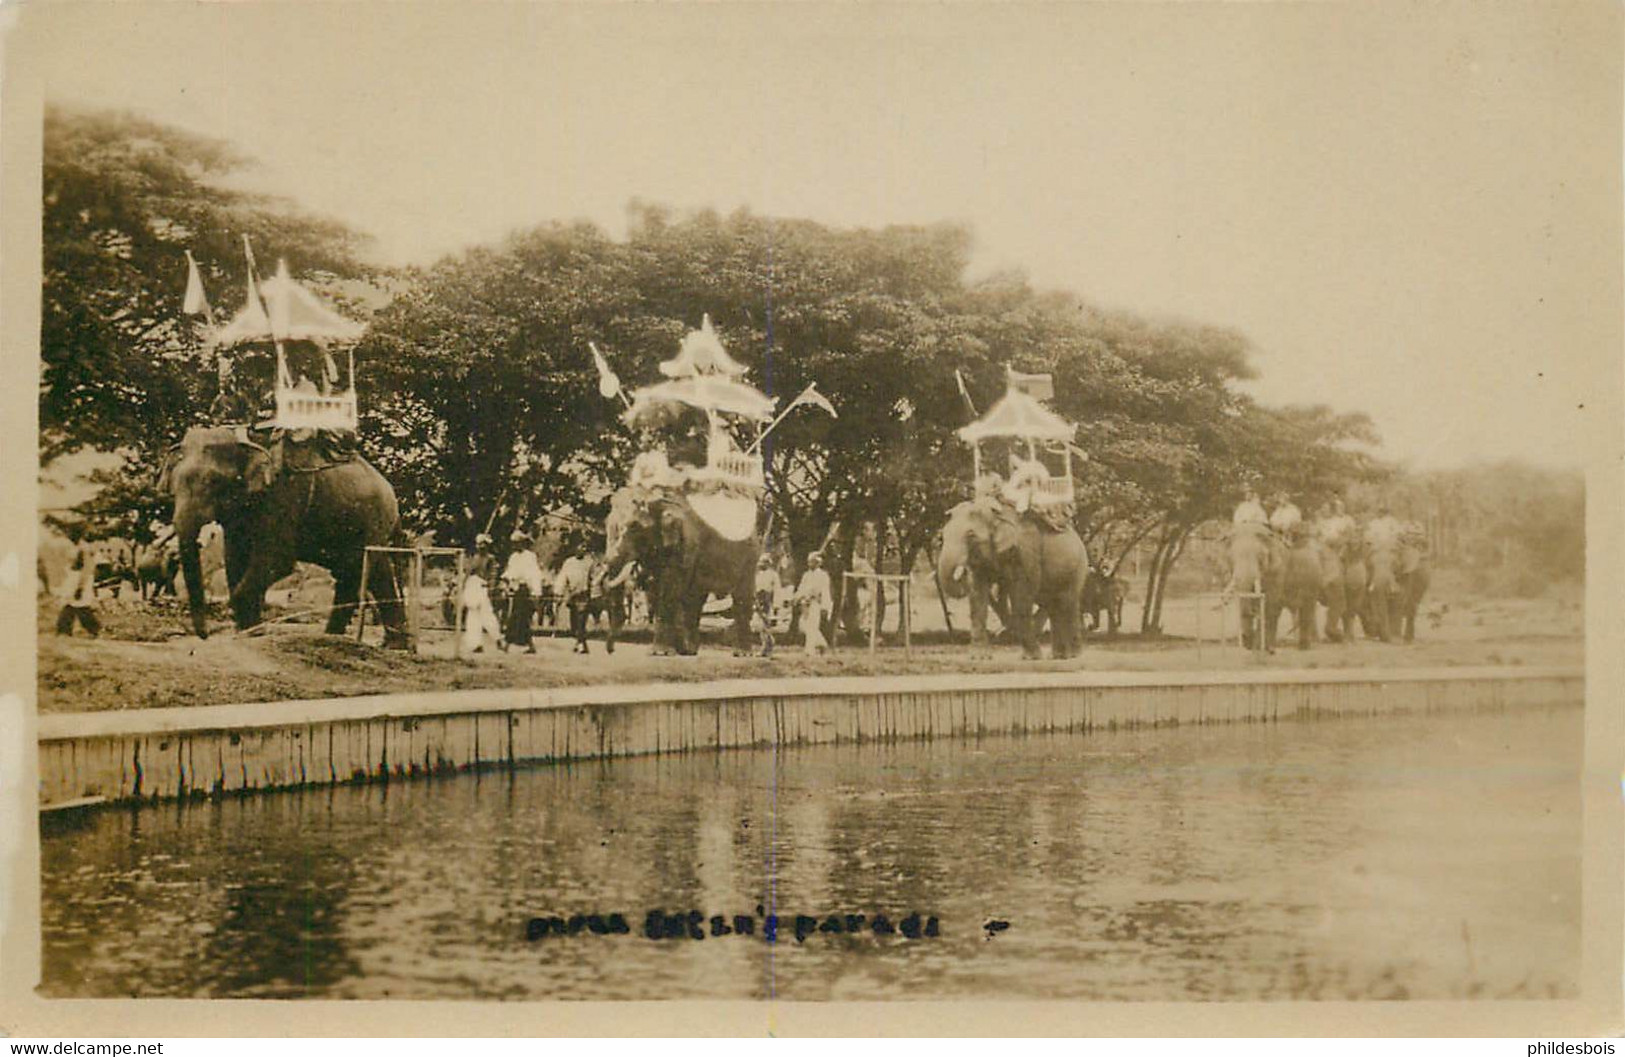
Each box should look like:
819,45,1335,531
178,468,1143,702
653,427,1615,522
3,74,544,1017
458,530,627,656
1231,485,1425,555
757,550,841,658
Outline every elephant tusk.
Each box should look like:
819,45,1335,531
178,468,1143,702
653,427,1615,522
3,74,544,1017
951,565,967,584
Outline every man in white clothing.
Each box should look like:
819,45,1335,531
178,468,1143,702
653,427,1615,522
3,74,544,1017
1268,493,1303,537
1233,486,1267,528
558,545,595,654
795,552,833,655
502,530,544,653
1365,504,1403,550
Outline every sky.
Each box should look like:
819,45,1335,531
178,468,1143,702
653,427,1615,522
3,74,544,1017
19,1,1621,470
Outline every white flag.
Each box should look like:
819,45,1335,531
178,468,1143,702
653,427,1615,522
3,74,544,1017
589,342,622,400
790,383,837,418
182,250,212,321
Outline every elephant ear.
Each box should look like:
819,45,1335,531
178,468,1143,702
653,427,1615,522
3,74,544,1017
239,442,276,494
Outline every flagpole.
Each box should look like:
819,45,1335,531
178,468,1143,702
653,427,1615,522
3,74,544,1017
747,384,820,455
589,342,632,409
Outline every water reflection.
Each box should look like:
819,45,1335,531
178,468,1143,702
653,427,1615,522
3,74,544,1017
41,707,1582,1001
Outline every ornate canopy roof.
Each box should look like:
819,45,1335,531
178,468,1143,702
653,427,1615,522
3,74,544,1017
957,388,1074,443
213,260,364,348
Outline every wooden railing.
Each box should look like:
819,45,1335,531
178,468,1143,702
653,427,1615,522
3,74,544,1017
273,388,358,431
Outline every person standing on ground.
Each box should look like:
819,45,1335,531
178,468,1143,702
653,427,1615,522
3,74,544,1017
795,551,833,656
55,532,102,638
754,553,780,658
460,533,502,654
502,529,543,654
558,544,594,654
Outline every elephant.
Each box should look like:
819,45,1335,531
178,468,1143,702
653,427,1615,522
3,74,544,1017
1081,568,1126,635
1326,535,1370,642
135,542,180,601
1228,523,1321,651
157,426,409,644
604,487,758,656
936,498,1088,659
1365,537,1431,643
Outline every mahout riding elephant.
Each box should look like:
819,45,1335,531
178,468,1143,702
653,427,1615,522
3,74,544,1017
157,426,409,644
1366,537,1431,643
604,487,758,656
1081,568,1126,634
936,498,1087,659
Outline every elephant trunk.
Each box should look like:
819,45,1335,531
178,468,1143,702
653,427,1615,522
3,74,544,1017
174,506,209,639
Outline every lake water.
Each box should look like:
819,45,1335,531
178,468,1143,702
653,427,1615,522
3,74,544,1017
40,705,1581,1001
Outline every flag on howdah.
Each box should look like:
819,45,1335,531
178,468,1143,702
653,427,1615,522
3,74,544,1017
589,342,622,400
1006,366,1054,402
787,382,837,418
182,250,213,322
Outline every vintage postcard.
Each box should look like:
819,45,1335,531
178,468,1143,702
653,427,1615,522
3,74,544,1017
1,0,1620,1038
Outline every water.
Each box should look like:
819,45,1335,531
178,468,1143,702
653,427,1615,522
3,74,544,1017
40,706,1581,1001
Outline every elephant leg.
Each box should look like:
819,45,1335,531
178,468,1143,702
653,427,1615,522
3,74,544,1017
1051,600,1080,659
227,545,279,631
968,584,991,651
606,595,622,654
1297,601,1314,650
371,554,412,647
649,579,677,655
1012,599,1041,659
730,590,752,656
327,559,361,635
223,529,251,601
678,589,705,656
1323,588,1343,643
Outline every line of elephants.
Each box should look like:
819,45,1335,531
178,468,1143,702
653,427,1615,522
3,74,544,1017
153,427,1424,657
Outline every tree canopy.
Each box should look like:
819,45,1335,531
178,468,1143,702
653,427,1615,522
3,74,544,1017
53,107,1537,624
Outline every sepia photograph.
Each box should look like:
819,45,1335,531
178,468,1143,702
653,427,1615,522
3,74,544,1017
1,0,1619,1037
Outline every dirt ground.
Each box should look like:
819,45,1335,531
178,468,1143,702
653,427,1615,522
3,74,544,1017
36,568,1584,714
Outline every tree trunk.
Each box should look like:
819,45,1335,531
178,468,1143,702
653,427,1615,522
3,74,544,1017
1141,535,1170,634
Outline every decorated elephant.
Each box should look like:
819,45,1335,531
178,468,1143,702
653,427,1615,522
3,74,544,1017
936,498,1087,659
604,487,758,656
1228,523,1320,651
157,426,408,643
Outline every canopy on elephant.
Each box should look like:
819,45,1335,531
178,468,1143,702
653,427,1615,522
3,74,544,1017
213,259,364,348
957,389,1073,443
623,376,776,424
